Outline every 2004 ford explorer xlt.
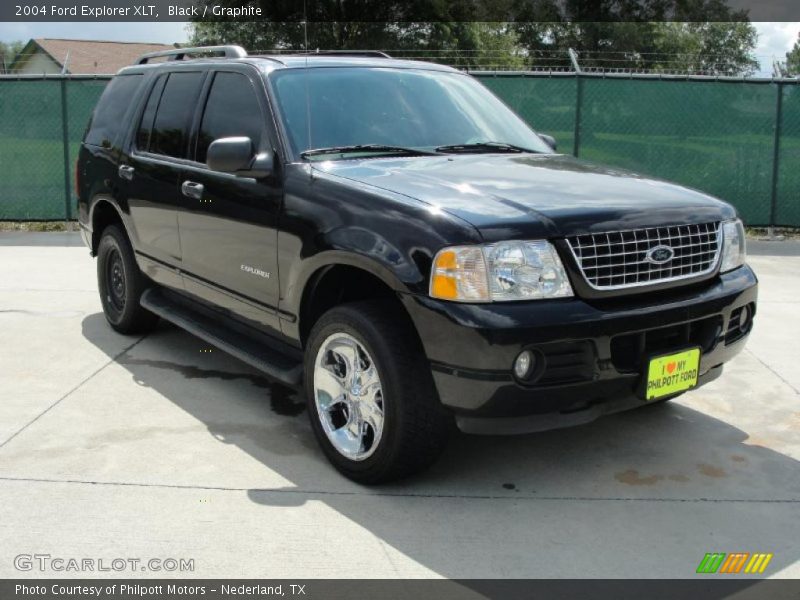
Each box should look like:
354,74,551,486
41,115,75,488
77,46,757,483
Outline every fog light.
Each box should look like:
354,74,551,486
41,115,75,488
513,350,535,380
739,304,753,334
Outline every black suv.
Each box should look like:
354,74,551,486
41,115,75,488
77,46,757,483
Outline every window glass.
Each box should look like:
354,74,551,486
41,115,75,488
84,74,143,148
271,67,552,156
196,72,263,164
150,71,204,158
135,75,166,151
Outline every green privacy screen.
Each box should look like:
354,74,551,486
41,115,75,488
777,84,800,227
0,77,108,220
480,75,577,155
477,74,798,227
578,77,777,225
0,74,797,224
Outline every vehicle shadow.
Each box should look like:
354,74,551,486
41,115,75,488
81,312,800,579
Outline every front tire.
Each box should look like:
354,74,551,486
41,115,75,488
304,301,452,484
97,225,158,334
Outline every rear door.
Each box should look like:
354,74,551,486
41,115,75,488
122,69,206,288
177,66,283,332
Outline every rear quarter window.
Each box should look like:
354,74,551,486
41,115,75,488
84,74,143,149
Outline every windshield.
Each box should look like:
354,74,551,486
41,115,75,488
270,67,553,159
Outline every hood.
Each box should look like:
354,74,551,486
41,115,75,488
313,154,736,241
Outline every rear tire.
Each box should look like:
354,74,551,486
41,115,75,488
97,225,158,334
304,300,452,484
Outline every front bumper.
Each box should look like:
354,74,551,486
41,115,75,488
401,265,757,430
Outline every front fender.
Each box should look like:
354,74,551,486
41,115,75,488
276,164,483,342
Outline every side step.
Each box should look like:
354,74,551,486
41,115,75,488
140,288,304,387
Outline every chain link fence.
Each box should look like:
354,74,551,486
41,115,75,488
475,73,799,227
0,76,109,220
0,73,797,226
777,84,800,226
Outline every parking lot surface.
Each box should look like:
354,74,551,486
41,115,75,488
0,233,798,579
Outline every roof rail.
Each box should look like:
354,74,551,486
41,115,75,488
136,45,248,65
303,50,392,59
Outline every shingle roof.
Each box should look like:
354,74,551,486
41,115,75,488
30,38,175,74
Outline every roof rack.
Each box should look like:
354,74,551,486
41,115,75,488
299,50,392,59
136,45,247,65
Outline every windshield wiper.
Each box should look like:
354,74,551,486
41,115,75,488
434,141,539,154
300,144,436,159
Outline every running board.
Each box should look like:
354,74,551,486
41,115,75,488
140,288,304,387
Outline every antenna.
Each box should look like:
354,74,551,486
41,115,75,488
303,0,312,162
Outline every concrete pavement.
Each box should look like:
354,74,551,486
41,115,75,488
0,233,798,579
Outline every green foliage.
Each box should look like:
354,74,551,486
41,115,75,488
190,9,757,75
190,21,524,68
787,33,800,76
514,22,758,75
0,40,25,73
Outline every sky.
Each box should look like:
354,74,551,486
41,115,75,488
0,21,797,76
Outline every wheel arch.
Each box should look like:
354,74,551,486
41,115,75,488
297,257,417,348
89,196,126,256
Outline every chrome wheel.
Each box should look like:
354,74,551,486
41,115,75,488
313,333,385,461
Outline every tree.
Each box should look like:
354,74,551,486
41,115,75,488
511,0,758,75
0,40,25,73
513,22,758,75
188,0,758,75
190,19,525,69
787,32,800,76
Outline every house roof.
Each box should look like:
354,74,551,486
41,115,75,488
16,38,175,74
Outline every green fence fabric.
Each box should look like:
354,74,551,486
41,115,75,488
475,74,799,227
577,78,777,225
777,84,800,227
1,79,66,219
0,74,798,225
479,75,577,155
0,76,108,220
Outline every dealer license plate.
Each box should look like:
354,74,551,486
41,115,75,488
645,348,701,401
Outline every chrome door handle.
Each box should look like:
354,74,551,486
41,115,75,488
181,180,204,200
118,165,134,181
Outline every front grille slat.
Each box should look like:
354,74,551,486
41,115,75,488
566,222,721,291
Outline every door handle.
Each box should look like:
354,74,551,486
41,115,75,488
181,180,204,200
118,165,134,181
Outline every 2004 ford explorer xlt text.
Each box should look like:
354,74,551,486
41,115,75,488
76,46,757,483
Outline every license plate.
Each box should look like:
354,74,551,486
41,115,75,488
645,348,701,401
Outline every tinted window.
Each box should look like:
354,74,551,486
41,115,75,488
135,75,166,151
150,71,204,158
271,68,552,157
196,72,264,164
85,74,143,148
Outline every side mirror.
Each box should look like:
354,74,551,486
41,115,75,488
207,136,273,178
539,134,557,152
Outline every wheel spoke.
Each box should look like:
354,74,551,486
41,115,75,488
360,390,384,436
329,420,364,457
314,368,345,410
326,338,358,385
357,363,380,391
315,366,347,412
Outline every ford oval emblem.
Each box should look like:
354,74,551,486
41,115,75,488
647,245,675,265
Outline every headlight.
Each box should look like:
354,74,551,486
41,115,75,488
720,219,746,273
430,240,574,302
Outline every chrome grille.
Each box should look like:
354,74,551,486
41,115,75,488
566,222,721,290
